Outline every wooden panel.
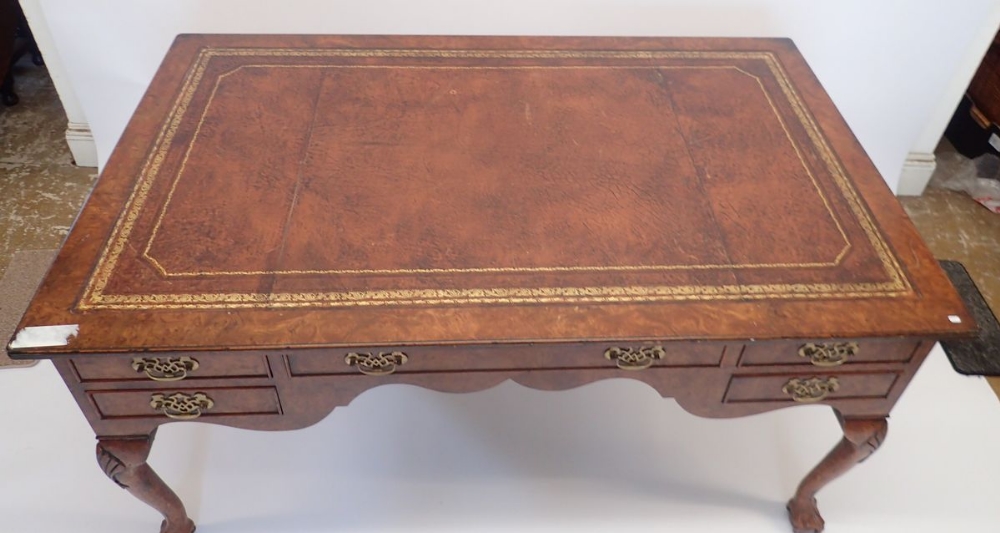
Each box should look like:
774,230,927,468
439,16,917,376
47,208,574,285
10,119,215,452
739,339,921,367
968,29,1000,125
90,387,281,419
71,352,271,382
725,372,899,403
286,342,728,377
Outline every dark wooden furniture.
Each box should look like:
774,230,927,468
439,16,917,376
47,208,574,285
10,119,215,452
8,35,975,533
968,29,1000,128
0,0,18,105
0,0,43,106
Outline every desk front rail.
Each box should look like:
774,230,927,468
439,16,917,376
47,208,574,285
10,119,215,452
49,338,932,437
42,337,934,533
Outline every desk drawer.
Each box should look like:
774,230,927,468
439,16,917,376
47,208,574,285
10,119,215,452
70,353,271,383
89,386,281,420
739,340,922,367
724,372,899,403
286,342,729,377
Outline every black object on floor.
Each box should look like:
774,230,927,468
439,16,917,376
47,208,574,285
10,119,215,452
943,95,1000,160
939,260,1000,376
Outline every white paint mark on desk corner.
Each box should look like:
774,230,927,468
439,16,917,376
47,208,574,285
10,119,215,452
948,315,963,324
8,324,79,350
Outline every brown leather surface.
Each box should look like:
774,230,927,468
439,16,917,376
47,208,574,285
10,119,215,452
10,35,974,352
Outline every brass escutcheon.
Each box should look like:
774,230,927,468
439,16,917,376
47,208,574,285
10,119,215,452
782,377,840,403
797,342,859,367
604,346,666,370
344,351,408,376
149,392,215,420
132,356,200,381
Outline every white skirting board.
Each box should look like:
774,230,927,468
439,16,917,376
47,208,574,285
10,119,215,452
0,345,998,532
65,122,98,168
896,152,937,196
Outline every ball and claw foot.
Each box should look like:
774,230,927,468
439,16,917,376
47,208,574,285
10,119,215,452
97,430,196,533
785,414,887,533
787,496,824,533
159,517,196,533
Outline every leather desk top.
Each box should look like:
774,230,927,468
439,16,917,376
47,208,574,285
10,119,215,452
9,35,974,354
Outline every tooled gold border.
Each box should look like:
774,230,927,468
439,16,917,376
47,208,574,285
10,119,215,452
142,64,851,277
78,48,911,310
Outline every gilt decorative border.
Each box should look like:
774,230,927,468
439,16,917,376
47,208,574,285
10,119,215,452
78,47,911,310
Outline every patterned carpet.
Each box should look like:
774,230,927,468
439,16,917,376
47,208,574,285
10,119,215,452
0,249,54,368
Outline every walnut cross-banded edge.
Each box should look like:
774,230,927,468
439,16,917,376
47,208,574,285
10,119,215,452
7,35,975,533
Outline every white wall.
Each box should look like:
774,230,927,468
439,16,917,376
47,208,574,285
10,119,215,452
17,0,98,166
32,0,1000,192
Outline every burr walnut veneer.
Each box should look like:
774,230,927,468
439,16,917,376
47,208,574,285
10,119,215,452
8,35,975,533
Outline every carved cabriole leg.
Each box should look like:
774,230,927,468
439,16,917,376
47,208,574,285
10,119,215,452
787,412,888,533
96,429,195,533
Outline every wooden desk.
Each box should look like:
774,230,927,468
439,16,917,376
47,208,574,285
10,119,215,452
7,35,974,533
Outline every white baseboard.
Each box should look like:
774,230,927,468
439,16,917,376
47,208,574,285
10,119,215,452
896,151,937,196
65,122,98,168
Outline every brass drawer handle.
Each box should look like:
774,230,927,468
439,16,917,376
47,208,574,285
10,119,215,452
345,351,408,376
797,342,858,367
782,377,840,403
150,392,215,420
132,356,200,381
604,346,665,371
